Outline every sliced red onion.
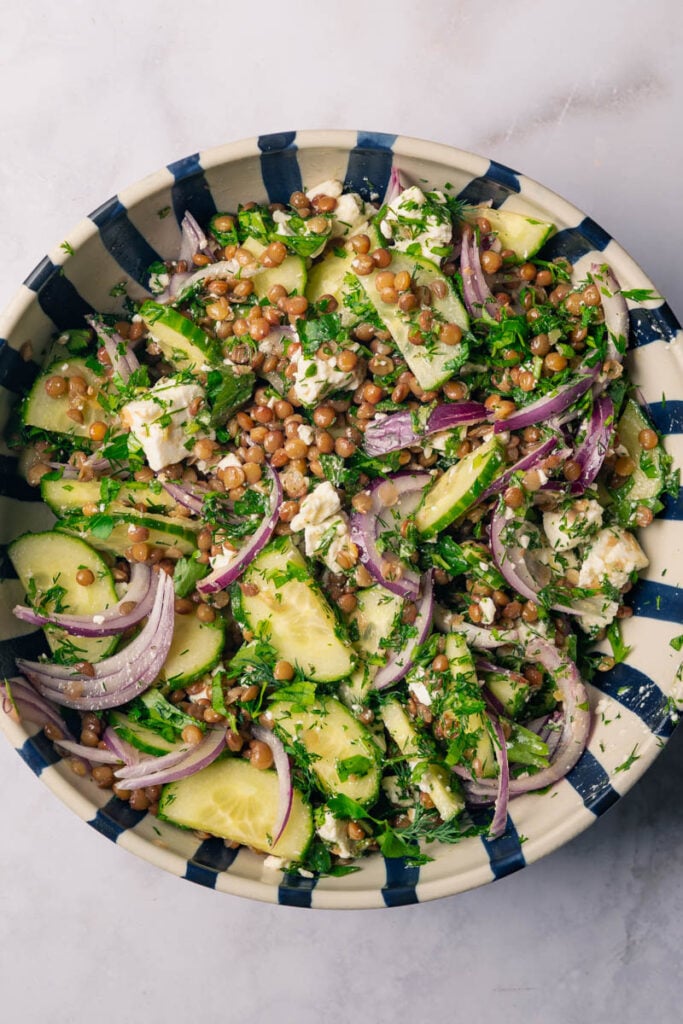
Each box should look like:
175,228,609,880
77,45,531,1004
161,480,205,515
374,572,433,690
179,211,209,266
433,605,520,648
197,463,282,595
363,402,488,457
87,316,139,381
350,472,430,600
18,572,176,710
569,396,615,494
1,676,75,740
113,728,226,790
252,724,293,844
590,262,628,364
460,226,500,320
489,504,575,615
456,636,590,798
476,436,560,504
488,713,510,838
494,369,598,434
384,165,406,205
115,739,194,780
13,563,154,637
54,739,121,764
102,726,140,765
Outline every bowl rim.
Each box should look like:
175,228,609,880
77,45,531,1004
1,129,680,909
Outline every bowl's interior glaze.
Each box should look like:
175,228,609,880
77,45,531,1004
1,131,682,908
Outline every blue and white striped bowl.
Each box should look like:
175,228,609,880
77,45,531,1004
1,131,681,908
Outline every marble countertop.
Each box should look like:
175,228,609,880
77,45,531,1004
1,2,682,1022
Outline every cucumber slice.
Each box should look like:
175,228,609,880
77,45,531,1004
270,697,381,806
8,531,118,662
139,301,221,370
161,613,225,687
108,711,180,756
57,511,198,556
346,585,404,660
615,399,666,516
444,633,496,778
415,436,505,537
22,357,111,439
464,206,555,259
159,757,314,860
234,537,355,682
483,672,530,718
381,699,464,821
41,476,181,518
354,252,469,391
305,249,355,306
241,237,306,297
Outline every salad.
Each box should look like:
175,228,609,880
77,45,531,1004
1,169,676,875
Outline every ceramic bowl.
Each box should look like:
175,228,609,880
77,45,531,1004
1,131,681,908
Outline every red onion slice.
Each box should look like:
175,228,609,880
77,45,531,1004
114,728,226,790
590,262,628,364
18,573,176,711
197,463,282,595
374,572,433,690
161,480,205,515
179,211,209,266
102,726,140,765
570,396,614,494
252,724,293,844
489,503,575,615
460,226,500,320
87,316,139,381
488,713,510,838
13,563,154,637
363,402,488,457
384,165,406,205
350,472,430,599
457,636,590,798
493,369,598,434
54,739,122,765
115,739,194,780
1,676,75,740
476,436,560,505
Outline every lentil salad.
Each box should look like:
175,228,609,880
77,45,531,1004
1,170,676,873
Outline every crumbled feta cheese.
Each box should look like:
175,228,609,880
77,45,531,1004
292,344,363,405
215,452,242,472
408,680,433,707
316,810,357,859
262,855,288,872
578,526,649,592
303,513,354,572
297,424,315,446
382,776,412,807
543,499,604,552
209,548,239,574
121,378,212,472
329,192,368,238
575,597,620,635
290,481,341,531
305,179,344,201
479,597,497,625
379,185,453,261
92,614,105,625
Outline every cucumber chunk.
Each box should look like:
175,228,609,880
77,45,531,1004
354,252,469,391
234,537,355,682
381,699,464,821
270,697,381,806
161,613,225,687
57,511,198,556
614,399,667,524
483,671,530,718
108,711,180,756
159,757,314,861
8,531,118,662
41,476,181,518
305,249,355,306
464,206,555,259
415,436,505,537
444,633,496,778
339,586,405,706
139,301,221,369
241,237,306,297
22,358,111,439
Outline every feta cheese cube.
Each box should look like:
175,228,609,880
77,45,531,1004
121,378,211,472
578,526,649,592
292,343,363,405
316,810,358,859
305,179,344,201
380,185,453,260
543,498,604,552
290,481,341,531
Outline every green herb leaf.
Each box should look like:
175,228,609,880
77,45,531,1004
173,555,210,598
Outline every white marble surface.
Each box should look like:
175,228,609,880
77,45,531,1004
1,2,683,1021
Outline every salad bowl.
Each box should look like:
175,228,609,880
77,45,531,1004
0,130,682,908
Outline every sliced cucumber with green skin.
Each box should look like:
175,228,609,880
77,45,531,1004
354,252,469,391
483,672,530,719
233,537,355,682
159,757,314,860
22,357,110,439
381,699,464,821
270,697,381,806
57,511,198,556
108,711,180,756
339,586,405,707
444,633,496,778
463,206,555,259
305,249,355,306
161,613,225,688
41,476,181,518
139,300,222,369
415,436,505,537
241,237,306,297
614,399,667,523
8,531,118,662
